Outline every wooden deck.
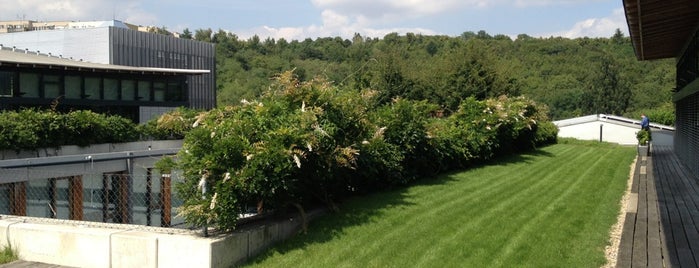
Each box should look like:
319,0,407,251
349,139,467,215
617,145,699,267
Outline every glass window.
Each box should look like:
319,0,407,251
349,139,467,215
43,75,61,99
84,77,100,100
19,73,39,98
64,76,81,99
104,78,118,100
0,71,14,96
166,82,184,101
153,82,166,102
121,80,136,101
138,81,151,101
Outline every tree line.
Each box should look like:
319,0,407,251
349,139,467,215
178,28,675,124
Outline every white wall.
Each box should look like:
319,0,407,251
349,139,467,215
557,121,641,145
0,28,110,63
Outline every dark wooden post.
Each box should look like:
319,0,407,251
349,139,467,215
160,173,171,227
10,182,27,216
117,173,129,224
69,175,83,220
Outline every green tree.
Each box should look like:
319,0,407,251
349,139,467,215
584,52,631,115
180,28,192,39
194,28,213,42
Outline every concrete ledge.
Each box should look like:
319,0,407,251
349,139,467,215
0,209,324,267
1,219,116,267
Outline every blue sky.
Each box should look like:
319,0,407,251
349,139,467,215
2,0,628,40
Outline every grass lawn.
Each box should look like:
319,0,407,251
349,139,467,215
0,245,18,265
245,141,636,267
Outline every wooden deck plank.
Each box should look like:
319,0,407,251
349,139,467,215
665,150,699,266
660,147,699,268
645,157,663,268
618,211,636,268
632,169,649,267
653,147,681,267
617,145,699,268
653,146,699,267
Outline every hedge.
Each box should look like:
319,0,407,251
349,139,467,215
0,109,140,150
172,71,558,230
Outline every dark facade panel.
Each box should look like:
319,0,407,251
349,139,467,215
675,91,699,176
108,27,216,110
674,27,699,177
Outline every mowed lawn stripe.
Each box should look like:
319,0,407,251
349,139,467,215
487,147,620,266
497,147,633,266
326,146,579,263
333,145,580,264
376,146,585,265
410,145,600,266
245,143,635,268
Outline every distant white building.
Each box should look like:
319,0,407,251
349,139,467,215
553,114,674,146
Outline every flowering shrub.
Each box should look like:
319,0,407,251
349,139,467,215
171,71,558,230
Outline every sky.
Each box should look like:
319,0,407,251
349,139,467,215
1,0,629,41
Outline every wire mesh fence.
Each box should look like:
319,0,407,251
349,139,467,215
0,168,191,231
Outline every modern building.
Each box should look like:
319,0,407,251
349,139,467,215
0,20,215,122
623,1,699,175
0,46,209,122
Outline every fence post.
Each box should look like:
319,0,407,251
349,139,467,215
160,173,172,227
10,182,27,216
69,175,83,220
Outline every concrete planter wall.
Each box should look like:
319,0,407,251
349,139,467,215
0,140,184,160
0,209,324,267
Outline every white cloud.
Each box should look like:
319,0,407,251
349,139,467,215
513,0,607,7
236,18,436,41
236,1,439,40
310,0,609,22
542,8,628,38
0,0,157,26
311,0,484,22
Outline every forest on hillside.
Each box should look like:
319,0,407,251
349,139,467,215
181,28,675,124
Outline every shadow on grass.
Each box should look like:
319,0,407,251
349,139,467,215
244,146,557,265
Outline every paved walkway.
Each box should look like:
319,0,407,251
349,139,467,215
0,261,70,268
617,145,699,267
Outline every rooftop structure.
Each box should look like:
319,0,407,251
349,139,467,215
0,23,216,121
1,20,140,34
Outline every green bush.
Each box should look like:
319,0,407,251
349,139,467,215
371,99,440,179
636,129,651,145
0,109,141,150
139,107,200,139
172,70,559,230
626,104,675,126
